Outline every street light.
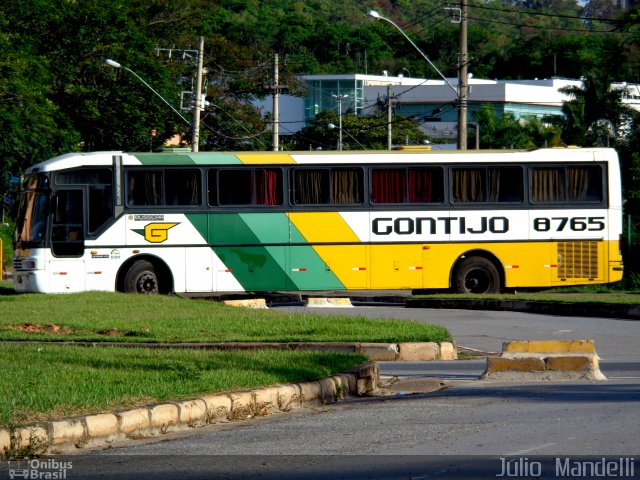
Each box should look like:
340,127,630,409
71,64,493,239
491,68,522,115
328,123,365,149
332,93,349,151
104,59,192,130
367,10,468,150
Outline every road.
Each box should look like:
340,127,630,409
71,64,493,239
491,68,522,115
6,306,639,479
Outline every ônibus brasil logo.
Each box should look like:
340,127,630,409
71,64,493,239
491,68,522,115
131,223,179,243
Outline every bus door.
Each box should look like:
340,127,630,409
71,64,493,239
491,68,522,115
49,189,86,292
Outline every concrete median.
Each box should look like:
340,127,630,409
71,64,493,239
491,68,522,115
482,339,606,381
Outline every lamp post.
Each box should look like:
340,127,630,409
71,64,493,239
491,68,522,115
328,123,365,149
104,59,192,138
332,93,349,151
367,9,468,150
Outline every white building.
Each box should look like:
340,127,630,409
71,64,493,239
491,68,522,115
254,74,640,143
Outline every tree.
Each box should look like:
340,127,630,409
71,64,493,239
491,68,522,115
558,72,634,146
475,105,560,149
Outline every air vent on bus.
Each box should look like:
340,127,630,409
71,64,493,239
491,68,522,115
557,241,599,280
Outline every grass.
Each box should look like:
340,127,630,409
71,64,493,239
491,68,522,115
0,286,450,426
0,289,451,343
0,344,366,426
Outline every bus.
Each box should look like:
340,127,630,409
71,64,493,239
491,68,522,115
13,147,623,295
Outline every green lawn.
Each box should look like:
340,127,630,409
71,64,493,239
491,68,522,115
0,289,451,343
0,344,366,426
0,287,450,426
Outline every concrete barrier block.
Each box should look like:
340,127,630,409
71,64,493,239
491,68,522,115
503,339,595,354
84,414,118,440
398,342,439,361
201,394,232,422
49,419,85,446
439,342,458,360
223,299,268,309
358,343,398,361
296,381,323,406
486,356,546,373
149,403,179,430
176,399,208,427
117,408,150,435
546,356,595,371
305,297,353,308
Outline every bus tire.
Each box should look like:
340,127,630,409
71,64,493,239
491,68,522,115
124,260,160,294
454,256,501,294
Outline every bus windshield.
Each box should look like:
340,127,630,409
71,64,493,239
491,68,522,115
15,174,50,247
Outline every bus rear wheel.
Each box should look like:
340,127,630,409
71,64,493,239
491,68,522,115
124,260,159,294
454,257,500,294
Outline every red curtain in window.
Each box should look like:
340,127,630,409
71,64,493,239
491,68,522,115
372,169,406,203
408,169,433,203
255,169,279,205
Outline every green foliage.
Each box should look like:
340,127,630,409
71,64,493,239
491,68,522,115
0,223,14,275
2,0,640,222
476,105,560,149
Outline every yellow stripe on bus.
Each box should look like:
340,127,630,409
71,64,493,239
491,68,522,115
288,212,366,288
236,153,297,164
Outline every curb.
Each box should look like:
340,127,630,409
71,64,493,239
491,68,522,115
481,339,606,381
406,298,640,320
1,341,457,362
305,297,353,308
0,363,379,458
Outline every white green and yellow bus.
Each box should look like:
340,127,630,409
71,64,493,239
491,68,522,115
13,147,623,295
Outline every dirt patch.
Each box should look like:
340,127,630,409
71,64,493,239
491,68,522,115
97,328,126,336
3,323,74,335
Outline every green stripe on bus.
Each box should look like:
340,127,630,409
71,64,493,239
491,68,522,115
131,152,242,165
185,213,346,291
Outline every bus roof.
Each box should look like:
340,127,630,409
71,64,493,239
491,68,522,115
24,147,619,173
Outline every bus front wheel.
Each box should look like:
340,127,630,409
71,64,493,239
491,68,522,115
124,260,159,294
454,257,501,294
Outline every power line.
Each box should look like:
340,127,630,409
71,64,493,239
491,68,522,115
467,3,623,25
467,14,621,34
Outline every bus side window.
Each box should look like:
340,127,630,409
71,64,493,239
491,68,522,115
331,168,363,205
452,168,485,203
489,167,523,203
408,167,443,203
293,169,330,205
219,170,252,205
165,169,201,206
531,167,566,203
568,166,602,202
371,168,407,204
452,167,522,204
127,171,162,206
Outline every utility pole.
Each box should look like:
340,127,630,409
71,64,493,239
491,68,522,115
387,85,393,150
192,36,205,152
457,1,468,150
272,54,280,151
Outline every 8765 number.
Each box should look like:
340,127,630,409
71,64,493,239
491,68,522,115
533,216,605,232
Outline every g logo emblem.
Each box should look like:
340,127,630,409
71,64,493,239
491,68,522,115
143,223,178,243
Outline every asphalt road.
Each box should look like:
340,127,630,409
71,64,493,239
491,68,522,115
5,306,638,479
